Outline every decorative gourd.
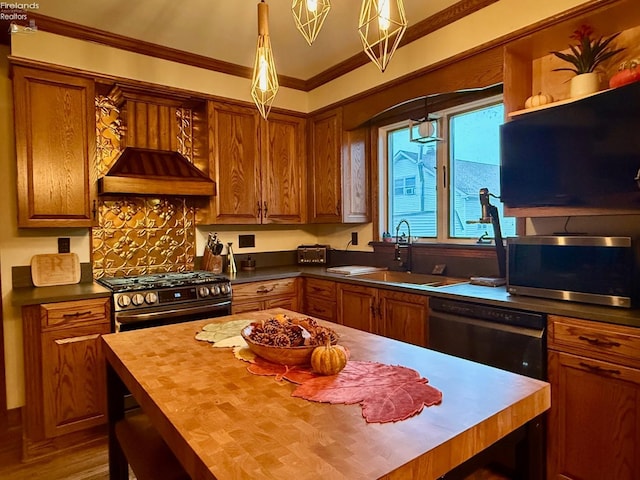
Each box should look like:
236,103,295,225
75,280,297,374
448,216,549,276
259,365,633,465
609,60,640,88
311,343,348,375
525,92,554,109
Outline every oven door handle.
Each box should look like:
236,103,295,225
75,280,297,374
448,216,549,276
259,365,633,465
116,301,231,324
429,310,544,339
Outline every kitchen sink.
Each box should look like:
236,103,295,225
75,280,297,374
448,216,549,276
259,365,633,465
352,271,469,287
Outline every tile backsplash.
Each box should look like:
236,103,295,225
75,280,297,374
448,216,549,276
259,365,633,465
92,93,196,278
92,197,195,278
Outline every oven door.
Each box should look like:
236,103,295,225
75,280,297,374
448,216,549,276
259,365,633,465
115,300,231,332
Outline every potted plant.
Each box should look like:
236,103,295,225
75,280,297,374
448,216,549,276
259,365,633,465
551,25,625,97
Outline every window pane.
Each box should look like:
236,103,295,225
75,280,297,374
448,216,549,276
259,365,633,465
448,103,516,239
387,127,437,237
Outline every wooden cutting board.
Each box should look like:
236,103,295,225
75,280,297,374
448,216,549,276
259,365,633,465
31,253,81,287
325,265,387,275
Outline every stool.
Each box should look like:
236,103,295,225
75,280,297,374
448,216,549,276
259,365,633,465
114,412,190,480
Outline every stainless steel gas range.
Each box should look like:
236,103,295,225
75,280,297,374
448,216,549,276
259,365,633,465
97,271,232,332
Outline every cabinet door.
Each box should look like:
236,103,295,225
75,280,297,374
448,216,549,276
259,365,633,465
261,113,306,224
342,127,370,223
547,350,640,480
378,290,428,346
41,322,110,438
13,66,96,227
337,283,376,333
309,108,343,223
206,101,261,223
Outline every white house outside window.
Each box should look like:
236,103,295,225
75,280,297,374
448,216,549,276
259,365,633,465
380,95,516,242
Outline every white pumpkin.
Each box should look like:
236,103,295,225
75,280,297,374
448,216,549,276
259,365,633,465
525,92,554,109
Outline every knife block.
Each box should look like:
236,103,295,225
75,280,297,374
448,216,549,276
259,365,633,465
202,249,223,273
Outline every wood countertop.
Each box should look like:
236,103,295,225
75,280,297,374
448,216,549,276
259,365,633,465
102,308,550,480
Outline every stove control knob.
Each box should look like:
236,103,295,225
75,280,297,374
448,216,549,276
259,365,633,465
117,295,132,308
131,293,145,306
198,286,210,297
145,292,158,305
220,283,231,295
210,285,221,296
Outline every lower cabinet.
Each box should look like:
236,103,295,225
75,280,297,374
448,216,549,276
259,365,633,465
302,277,337,322
232,278,299,314
336,283,429,347
22,297,111,459
547,315,640,480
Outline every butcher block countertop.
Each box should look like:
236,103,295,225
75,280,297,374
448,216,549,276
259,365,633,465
102,308,550,480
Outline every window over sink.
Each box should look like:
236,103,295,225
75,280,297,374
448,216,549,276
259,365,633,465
379,94,516,243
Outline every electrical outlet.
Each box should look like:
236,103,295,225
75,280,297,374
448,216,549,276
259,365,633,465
58,237,70,253
351,232,358,246
238,234,255,248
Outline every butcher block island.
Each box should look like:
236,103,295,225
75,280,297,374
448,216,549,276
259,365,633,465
102,309,550,480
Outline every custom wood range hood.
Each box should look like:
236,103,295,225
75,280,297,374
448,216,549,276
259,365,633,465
98,147,215,196
97,84,215,197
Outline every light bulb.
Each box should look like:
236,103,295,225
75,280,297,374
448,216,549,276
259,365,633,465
307,0,317,13
258,51,269,92
378,0,390,31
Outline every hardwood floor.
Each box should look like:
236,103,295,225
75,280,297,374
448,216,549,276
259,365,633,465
0,425,134,480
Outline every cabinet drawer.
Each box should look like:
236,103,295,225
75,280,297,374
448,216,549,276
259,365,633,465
304,278,336,300
305,297,336,322
42,298,110,329
232,278,297,302
549,315,640,369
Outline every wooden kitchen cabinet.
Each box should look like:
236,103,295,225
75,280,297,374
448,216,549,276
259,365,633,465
200,101,306,224
12,65,97,227
302,277,337,322
22,297,110,459
337,283,428,346
502,1,640,218
308,108,369,223
232,278,299,314
547,315,640,480
377,289,429,347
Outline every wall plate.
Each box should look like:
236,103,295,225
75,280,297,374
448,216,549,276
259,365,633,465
432,264,446,275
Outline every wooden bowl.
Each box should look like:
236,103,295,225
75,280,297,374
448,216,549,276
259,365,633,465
241,325,334,366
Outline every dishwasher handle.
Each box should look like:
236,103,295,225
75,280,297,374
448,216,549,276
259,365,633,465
429,309,545,339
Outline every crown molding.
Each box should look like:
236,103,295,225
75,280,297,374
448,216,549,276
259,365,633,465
15,0,496,92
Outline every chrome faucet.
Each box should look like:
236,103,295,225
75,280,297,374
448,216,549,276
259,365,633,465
394,218,412,272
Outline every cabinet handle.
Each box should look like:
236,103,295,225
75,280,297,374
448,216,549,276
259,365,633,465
263,201,268,218
257,201,262,219
256,285,276,294
578,362,621,377
62,310,93,319
92,200,97,220
336,203,341,215
577,335,621,348
55,333,101,345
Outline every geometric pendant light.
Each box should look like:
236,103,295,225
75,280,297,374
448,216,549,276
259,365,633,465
292,0,331,46
251,0,279,119
358,0,407,72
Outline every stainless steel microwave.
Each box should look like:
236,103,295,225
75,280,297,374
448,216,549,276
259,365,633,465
506,236,639,308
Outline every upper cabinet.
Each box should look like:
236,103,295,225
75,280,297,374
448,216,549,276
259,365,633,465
261,112,307,224
502,0,640,218
198,101,306,224
308,107,370,223
13,66,97,227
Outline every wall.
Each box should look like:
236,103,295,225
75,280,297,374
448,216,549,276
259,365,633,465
0,0,617,409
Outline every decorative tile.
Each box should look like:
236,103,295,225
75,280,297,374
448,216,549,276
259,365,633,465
92,97,198,279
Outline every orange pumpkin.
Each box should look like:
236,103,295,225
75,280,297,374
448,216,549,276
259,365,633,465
311,343,348,375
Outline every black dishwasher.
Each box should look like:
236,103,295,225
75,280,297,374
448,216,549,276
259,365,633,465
429,297,547,480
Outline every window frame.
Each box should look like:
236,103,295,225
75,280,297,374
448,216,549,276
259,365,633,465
378,93,509,244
